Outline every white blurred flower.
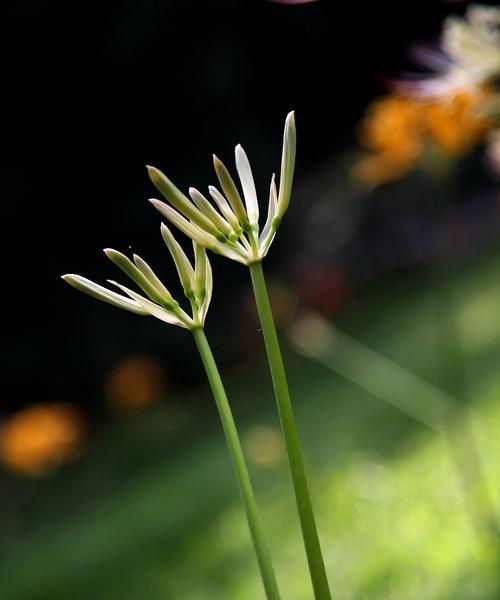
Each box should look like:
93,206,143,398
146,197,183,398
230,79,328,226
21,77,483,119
392,5,500,99
443,4,500,82
62,227,212,330
148,111,296,265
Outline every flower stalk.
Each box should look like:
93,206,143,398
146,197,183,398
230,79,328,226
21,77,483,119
249,260,332,600
62,228,281,599
147,110,332,598
192,327,281,600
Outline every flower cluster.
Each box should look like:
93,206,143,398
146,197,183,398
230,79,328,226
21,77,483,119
353,4,500,186
62,113,301,600
63,111,295,328
147,111,296,265
353,87,492,186
63,225,212,330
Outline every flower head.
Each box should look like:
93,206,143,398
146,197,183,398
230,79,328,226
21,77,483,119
147,111,296,265
62,226,212,330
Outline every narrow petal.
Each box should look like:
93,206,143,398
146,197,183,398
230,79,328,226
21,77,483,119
191,242,213,325
150,199,219,247
189,187,234,236
259,173,278,243
109,280,192,328
160,223,195,295
61,274,148,315
132,254,176,304
200,252,213,322
277,111,296,218
193,242,208,293
213,154,249,227
207,185,242,233
147,165,223,239
151,199,248,263
104,248,168,305
258,230,277,259
235,144,259,226
208,239,248,263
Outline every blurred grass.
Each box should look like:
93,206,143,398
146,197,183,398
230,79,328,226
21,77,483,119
1,244,500,599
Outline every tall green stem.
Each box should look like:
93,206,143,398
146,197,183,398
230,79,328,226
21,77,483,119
249,261,332,600
192,327,281,600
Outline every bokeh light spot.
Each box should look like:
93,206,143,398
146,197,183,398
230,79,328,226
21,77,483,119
105,355,167,413
0,403,85,476
243,425,284,468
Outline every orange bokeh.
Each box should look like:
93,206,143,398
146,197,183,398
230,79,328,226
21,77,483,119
424,88,490,155
105,355,166,413
0,403,85,476
358,95,424,162
353,87,493,186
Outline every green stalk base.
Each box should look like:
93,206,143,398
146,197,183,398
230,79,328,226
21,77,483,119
249,261,332,600
192,327,281,600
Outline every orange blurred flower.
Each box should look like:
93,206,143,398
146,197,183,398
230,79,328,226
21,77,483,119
358,96,424,161
0,403,85,476
105,355,166,413
353,87,493,186
423,87,490,155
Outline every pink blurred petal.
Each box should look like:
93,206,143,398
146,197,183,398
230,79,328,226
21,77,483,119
386,75,454,97
407,44,453,71
268,0,319,4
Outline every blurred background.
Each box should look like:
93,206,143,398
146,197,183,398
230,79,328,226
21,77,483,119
2,0,500,598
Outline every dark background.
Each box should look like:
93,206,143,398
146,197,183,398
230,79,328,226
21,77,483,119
2,1,500,599
4,0,488,416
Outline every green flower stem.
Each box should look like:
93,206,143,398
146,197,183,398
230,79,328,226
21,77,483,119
248,261,332,600
192,327,281,600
